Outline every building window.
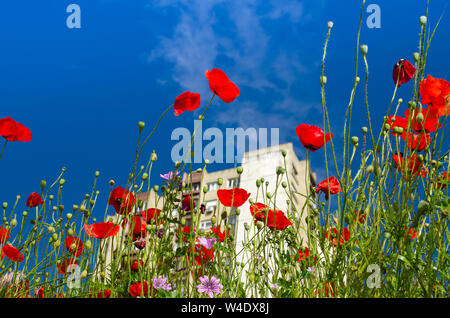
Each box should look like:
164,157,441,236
227,179,234,188
205,200,217,213
229,215,236,225
200,220,212,230
192,183,200,191
208,182,219,191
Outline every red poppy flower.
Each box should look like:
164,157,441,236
354,211,366,224
205,68,240,103
131,260,144,272
58,258,78,274
174,91,201,116
0,226,11,244
400,131,431,152
26,192,43,208
326,227,350,247
296,124,333,152
189,244,215,265
95,290,112,298
1,244,24,262
393,59,416,87
407,228,418,239
129,281,149,297
392,153,423,178
217,188,251,207
315,176,341,197
65,236,83,257
122,215,147,237
420,75,450,118
141,208,162,225
249,202,292,231
35,286,45,298
436,172,450,189
296,246,314,262
178,226,195,242
84,222,120,239
210,226,230,243
0,117,31,142
181,195,195,212
108,187,135,215
388,107,441,134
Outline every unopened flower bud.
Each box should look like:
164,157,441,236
138,121,145,131
68,229,74,236
366,165,374,174
393,126,404,135
198,114,204,120
384,123,391,131
2,202,7,209
320,76,327,85
256,221,264,229
327,21,334,29
282,181,287,188
351,136,359,146
80,270,88,279
40,180,46,190
217,178,223,186
174,161,181,169
361,126,368,134
85,240,92,251
413,52,420,63
54,240,61,248
204,159,210,165
109,180,115,186
276,166,284,175
221,210,228,219
151,151,158,162
244,223,250,231
256,180,261,187
237,167,243,174
95,171,100,178
203,186,208,193
408,101,416,110
419,16,427,26
142,173,148,181
59,179,66,186
360,45,368,56
416,112,424,124
153,185,159,192
211,216,217,225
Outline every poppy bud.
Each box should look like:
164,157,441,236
266,193,272,199
361,126,368,134
151,151,158,162
211,216,217,225
81,270,88,279
356,76,360,83
327,21,334,29
416,112,424,124
196,168,202,173
48,226,55,233
256,221,264,229
393,126,404,135
217,178,223,186
235,208,240,215
85,240,92,251
276,166,285,175
413,52,420,63
23,211,28,217
237,167,243,174
60,179,66,186
366,165,374,173
256,180,261,187
138,121,145,131
249,274,255,282
2,202,7,209
351,136,359,146
408,101,416,110
181,219,186,225
68,228,74,236
244,223,249,231
360,45,368,56
52,233,58,241
419,16,427,26
153,185,159,192
175,161,181,169
40,180,46,190
198,115,204,120
11,217,17,228
109,180,115,186
281,149,287,157
221,210,228,219
58,205,64,212
204,159,210,165
384,124,391,131
142,173,148,181
282,181,287,188
54,240,61,248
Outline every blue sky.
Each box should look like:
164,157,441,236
0,0,449,220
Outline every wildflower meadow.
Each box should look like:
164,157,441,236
0,0,448,300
